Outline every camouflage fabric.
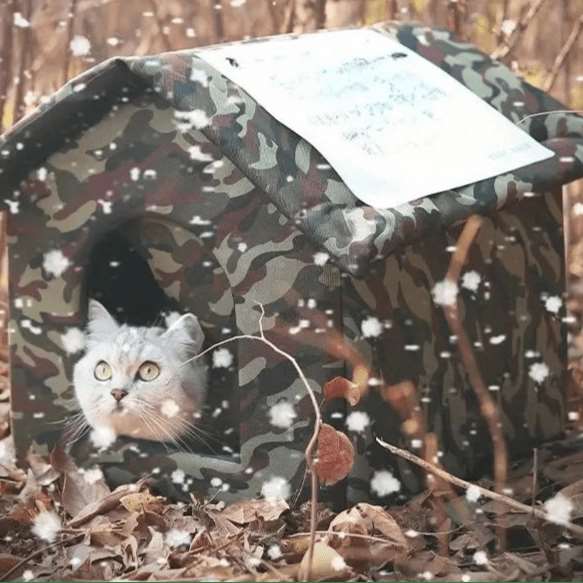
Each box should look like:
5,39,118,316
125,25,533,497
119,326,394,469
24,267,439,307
0,22,579,503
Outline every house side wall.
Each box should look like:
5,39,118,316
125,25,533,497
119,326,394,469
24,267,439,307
343,191,566,502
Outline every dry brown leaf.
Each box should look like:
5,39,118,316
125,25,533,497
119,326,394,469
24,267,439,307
69,480,146,528
221,498,289,524
120,490,165,514
297,541,352,580
323,376,363,406
327,503,408,567
314,423,354,486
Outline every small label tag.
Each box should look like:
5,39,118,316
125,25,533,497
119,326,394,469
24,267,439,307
198,29,553,209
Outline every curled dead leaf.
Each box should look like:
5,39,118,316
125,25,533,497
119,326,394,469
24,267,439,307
298,541,352,580
323,376,363,406
314,423,354,486
326,503,408,567
221,497,289,524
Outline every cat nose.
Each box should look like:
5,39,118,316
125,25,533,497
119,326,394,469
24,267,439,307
110,389,128,402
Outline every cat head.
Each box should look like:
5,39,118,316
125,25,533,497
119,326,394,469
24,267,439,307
72,300,207,443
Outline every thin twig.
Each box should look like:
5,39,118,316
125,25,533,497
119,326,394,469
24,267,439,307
496,0,511,44
544,15,583,93
0,533,84,581
281,0,295,33
183,303,322,581
265,0,280,33
531,447,539,512
62,0,79,84
492,0,548,60
147,0,172,52
12,0,33,123
376,437,583,538
447,0,465,39
443,216,509,551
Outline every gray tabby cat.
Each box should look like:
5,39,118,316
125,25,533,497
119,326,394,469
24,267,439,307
72,300,208,443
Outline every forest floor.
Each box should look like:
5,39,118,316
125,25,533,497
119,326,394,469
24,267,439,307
0,351,583,581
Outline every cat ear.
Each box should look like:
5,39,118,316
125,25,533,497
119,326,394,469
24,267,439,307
87,299,119,341
163,313,204,354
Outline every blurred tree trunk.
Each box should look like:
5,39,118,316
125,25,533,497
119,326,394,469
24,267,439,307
292,0,326,32
13,0,33,123
326,0,364,27
0,0,16,133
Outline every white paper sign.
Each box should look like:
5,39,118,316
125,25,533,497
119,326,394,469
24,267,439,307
198,30,553,209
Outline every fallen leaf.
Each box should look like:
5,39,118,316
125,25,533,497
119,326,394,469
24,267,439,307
221,498,289,524
323,376,363,406
314,423,354,485
297,541,352,580
69,480,145,528
120,490,165,514
327,503,408,567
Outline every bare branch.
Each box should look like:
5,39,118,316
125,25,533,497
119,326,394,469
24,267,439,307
147,0,172,52
544,14,583,93
492,0,549,60
62,0,79,84
376,437,583,539
442,216,509,551
12,0,33,123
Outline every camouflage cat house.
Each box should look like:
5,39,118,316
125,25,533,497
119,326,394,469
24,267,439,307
1,23,582,505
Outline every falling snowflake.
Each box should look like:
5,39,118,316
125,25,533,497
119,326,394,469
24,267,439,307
13,12,31,27
269,401,297,429
0,440,14,465
544,493,573,526
489,334,506,345
188,145,213,161
545,296,562,314
61,328,86,355
174,109,210,132
213,348,233,368
22,571,34,581
83,467,104,484
473,550,488,565
32,511,61,542
70,35,91,57
190,68,209,87
466,485,481,502
361,316,383,338
529,362,549,384
166,528,192,548
261,476,291,500
43,250,70,278
267,545,282,560
313,251,330,266
432,280,458,306
90,426,116,449
171,469,186,484
161,399,180,418
370,470,401,497
230,0,247,6
346,411,370,433
500,19,516,36
130,167,141,181
331,556,347,572
37,167,48,181
461,270,481,292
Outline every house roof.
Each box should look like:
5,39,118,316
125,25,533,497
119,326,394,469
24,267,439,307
1,22,582,277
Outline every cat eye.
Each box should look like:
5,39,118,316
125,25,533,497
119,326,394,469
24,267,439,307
94,361,112,381
137,361,160,382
